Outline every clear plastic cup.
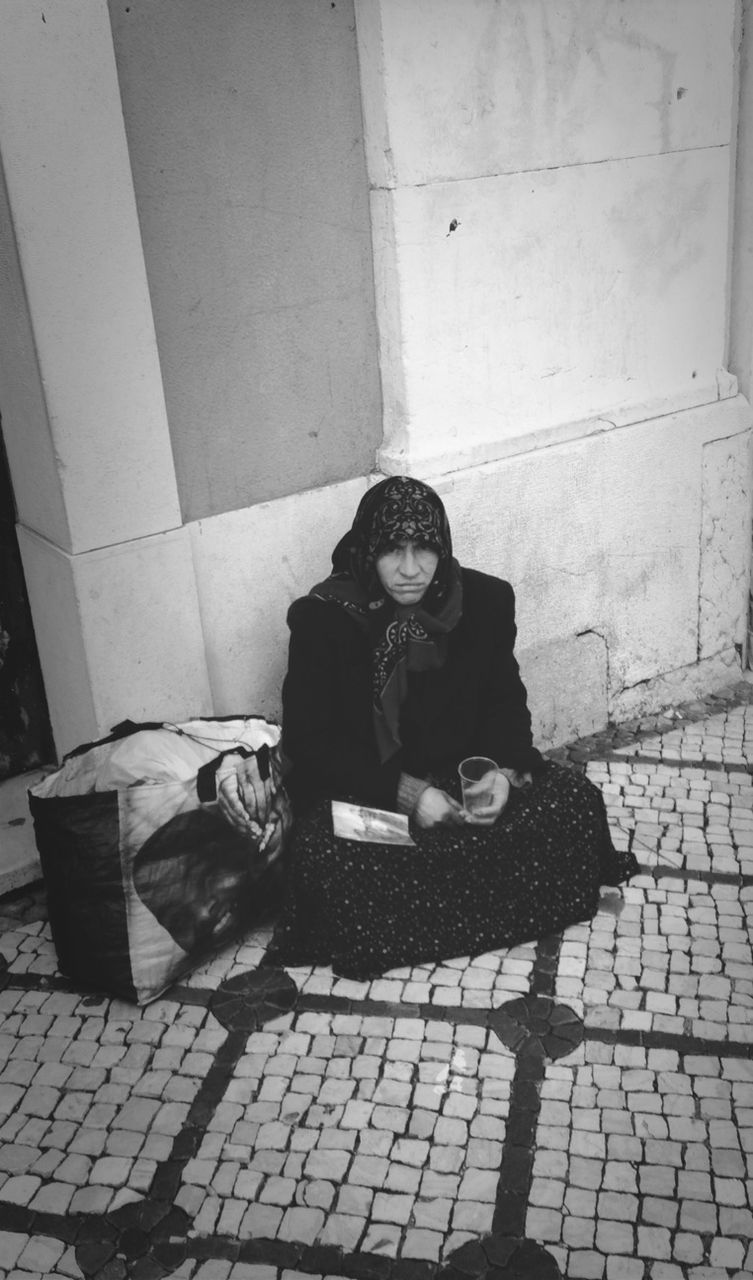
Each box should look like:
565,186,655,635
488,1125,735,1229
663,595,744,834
458,756,499,815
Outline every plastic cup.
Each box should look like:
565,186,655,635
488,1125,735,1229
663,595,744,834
458,756,499,815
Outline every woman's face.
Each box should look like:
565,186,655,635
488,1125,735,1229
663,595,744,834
376,539,439,605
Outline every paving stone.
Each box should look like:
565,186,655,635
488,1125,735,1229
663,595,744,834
0,1232,27,1269
15,1235,65,1273
401,1227,442,1260
277,1206,325,1243
384,1162,421,1194
603,1263,645,1280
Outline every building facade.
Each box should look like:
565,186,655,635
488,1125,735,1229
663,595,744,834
0,0,751,764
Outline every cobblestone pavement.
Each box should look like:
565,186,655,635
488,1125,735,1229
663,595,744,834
1,682,753,1280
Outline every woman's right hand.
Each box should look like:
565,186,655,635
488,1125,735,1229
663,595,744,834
414,785,467,829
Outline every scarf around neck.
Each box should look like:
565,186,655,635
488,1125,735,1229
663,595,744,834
294,476,463,762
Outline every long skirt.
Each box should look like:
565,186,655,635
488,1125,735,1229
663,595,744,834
270,762,638,980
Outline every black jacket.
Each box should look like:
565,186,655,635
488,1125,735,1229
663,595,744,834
282,567,543,813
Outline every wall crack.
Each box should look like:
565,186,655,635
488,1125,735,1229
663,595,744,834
576,627,612,704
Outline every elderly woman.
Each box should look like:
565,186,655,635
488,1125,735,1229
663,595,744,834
223,476,636,979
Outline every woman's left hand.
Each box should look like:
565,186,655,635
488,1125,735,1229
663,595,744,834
217,752,276,836
463,770,511,825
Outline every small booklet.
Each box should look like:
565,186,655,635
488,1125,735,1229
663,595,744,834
332,800,415,847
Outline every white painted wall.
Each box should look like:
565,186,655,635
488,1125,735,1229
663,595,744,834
356,0,741,477
730,0,753,405
358,0,734,185
370,150,732,474
0,0,181,555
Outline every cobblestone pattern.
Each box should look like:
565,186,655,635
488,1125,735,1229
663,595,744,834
1,680,753,1278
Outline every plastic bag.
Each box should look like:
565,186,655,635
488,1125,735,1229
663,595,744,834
28,716,288,1004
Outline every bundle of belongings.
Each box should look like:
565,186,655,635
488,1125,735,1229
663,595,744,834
28,717,289,1004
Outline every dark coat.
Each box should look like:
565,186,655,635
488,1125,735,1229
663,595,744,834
282,567,544,814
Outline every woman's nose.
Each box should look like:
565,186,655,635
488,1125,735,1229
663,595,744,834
400,546,420,576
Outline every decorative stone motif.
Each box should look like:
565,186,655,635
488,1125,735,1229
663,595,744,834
489,997,583,1062
209,968,298,1033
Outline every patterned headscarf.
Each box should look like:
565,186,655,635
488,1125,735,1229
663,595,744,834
297,477,463,761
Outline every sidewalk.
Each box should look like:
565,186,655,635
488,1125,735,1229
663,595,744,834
1,682,753,1280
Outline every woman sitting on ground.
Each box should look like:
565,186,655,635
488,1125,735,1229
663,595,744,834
221,475,637,979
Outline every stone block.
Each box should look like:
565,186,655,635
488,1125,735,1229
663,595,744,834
520,631,608,750
18,525,212,758
699,432,753,658
373,148,731,476
356,0,735,186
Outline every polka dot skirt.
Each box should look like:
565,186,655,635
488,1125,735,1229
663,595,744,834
270,761,638,980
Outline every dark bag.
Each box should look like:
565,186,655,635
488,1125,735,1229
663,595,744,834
28,716,289,1004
